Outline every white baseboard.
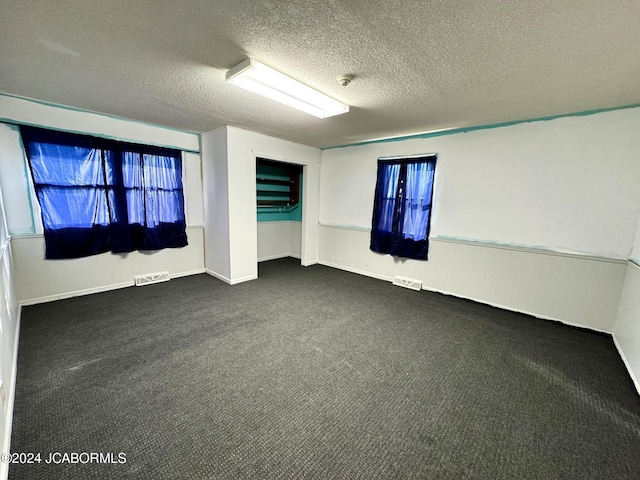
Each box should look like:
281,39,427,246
20,281,133,306
229,274,258,285
1,306,21,480
318,260,394,283
258,253,291,262
613,333,640,396
170,268,205,279
21,270,207,306
204,270,257,285
205,269,231,284
258,254,301,262
420,284,611,335
317,260,611,335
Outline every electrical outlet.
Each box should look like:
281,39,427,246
364,258,370,267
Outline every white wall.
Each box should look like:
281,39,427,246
0,96,204,472
319,107,640,332
0,97,205,304
202,126,320,284
614,261,640,394
201,127,231,281
257,221,302,262
289,221,302,259
0,183,20,480
613,212,640,394
12,228,204,305
226,126,321,276
184,151,204,229
0,125,34,235
322,109,640,257
631,215,640,262
320,227,626,331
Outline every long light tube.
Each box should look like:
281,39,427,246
225,58,349,118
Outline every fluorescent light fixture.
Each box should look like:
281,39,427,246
226,58,349,118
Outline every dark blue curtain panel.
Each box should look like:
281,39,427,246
370,155,436,260
20,126,188,259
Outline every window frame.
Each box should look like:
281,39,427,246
20,126,188,259
370,154,437,261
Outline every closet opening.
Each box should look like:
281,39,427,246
256,157,304,266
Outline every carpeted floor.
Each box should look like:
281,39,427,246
8,258,640,479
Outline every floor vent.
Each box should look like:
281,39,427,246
393,276,423,291
134,271,170,286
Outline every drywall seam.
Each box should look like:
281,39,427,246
325,103,640,150
0,306,20,480
613,335,640,395
317,223,627,264
433,236,627,264
318,223,371,232
5,234,40,240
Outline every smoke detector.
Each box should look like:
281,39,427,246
337,74,354,87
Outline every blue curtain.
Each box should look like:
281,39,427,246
20,126,187,259
370,156,436,260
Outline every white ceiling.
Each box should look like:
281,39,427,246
1,0,639,149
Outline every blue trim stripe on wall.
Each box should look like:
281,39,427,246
0,92,200,153
324,102,640,150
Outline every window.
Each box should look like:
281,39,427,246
370,155,436,260
20,126,187,259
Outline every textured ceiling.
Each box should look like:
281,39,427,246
1,0,639,148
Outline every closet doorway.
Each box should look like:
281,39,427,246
256,157,303,265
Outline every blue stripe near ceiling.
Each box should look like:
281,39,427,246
0,92,200,153
324,103,640,150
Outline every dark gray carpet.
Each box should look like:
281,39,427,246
9,258,640,479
